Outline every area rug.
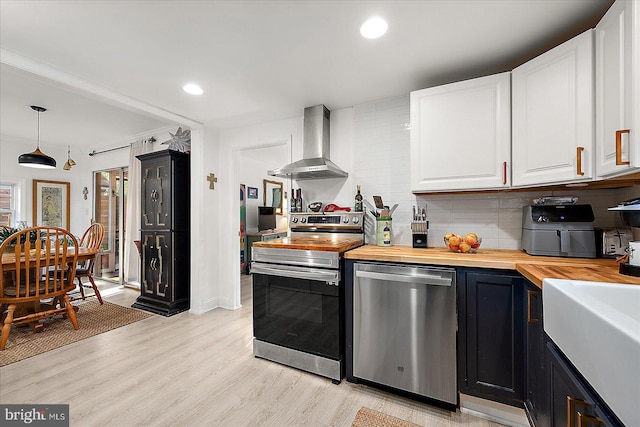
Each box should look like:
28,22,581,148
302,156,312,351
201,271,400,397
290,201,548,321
352,407,421,427
0,300,153,366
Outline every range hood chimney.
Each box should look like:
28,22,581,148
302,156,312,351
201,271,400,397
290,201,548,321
268,105,348,180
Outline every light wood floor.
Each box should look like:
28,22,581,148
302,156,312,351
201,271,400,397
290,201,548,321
0,276,501,426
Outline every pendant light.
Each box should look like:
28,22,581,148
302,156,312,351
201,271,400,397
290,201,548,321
63,145,76,170
18,106,56,169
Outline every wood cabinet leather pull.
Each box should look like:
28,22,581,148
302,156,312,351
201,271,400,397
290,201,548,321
567,396,588,427
616,129,630,165
503,161,507,185
578,412,604,426
576,147,585,176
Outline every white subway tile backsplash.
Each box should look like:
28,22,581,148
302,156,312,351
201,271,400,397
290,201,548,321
374,96,410,110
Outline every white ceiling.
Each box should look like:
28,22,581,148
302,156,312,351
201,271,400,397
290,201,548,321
0,0,614,147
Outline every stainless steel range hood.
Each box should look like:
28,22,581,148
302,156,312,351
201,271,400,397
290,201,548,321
268,105,348,180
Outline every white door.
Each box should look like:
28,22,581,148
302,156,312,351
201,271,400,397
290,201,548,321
595,0,637,178
410,72,511,192
512,29,594,187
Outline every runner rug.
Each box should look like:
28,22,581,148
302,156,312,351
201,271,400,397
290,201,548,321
1,300,152,366
352,407,422,427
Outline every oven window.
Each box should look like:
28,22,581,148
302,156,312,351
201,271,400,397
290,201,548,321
267,284,323,324
253,273,342,360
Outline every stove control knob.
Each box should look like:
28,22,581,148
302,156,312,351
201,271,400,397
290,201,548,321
352,217,359,224
343,216,349,223
291,217,298,223
301,217,307,223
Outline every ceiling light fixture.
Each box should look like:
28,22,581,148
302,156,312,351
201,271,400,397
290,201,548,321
360,16,388,39
63,145,76,171
183,83,204,95
18,106,56,169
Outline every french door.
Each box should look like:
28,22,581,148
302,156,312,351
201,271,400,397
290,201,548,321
93,167,128,283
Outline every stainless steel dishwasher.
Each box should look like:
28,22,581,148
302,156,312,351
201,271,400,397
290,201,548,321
352,262,457,405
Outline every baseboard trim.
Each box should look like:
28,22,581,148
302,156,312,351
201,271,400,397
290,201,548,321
459,394,529,427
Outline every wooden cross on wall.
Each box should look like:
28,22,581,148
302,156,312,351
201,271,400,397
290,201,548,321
207,173,218,190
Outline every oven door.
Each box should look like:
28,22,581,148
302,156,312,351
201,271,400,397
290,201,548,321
251,262,343,360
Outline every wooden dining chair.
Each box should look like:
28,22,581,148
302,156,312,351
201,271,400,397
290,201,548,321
73,223,104,304
0,226,79,351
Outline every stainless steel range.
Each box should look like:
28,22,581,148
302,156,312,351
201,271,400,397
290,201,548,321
251,211,364,383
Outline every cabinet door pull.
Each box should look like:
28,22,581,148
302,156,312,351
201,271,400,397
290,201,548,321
578,412,604,426
527,290,539,323
567,396,588,427
576,147,585,176
616,129,631,165
503,161,507,185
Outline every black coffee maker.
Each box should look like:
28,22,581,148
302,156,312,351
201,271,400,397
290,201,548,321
609,197,640,277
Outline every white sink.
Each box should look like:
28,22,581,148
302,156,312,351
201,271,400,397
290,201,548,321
543,279,640,427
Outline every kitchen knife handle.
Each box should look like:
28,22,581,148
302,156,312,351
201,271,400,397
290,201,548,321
616,129,630,165
576,147,585,176
502,161,507,185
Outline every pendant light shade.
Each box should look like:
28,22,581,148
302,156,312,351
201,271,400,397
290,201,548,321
18,106,56,169
63,145,76,170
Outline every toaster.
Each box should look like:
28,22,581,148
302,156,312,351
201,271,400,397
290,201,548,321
521,204,596,258
595,228,633,258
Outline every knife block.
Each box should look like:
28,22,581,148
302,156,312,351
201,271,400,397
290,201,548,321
411,220,429,248
412,233,428,248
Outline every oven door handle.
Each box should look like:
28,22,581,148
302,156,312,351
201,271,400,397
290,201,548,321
355,270,452,287
251,263,340,285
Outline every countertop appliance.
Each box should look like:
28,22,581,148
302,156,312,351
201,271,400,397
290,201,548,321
349,262,457,405
609,197,640,277
595,228,633,258
251,211,364,383
521,204,596,258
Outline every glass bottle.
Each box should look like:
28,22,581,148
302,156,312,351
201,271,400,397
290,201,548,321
290,188,297,213
354,185,363,212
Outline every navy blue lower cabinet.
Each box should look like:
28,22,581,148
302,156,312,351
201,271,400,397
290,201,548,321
457,268,525,407
547,340,623,427
524,280,549,426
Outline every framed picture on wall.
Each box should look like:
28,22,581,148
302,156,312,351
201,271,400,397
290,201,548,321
248,187,258,199
33,180,70,230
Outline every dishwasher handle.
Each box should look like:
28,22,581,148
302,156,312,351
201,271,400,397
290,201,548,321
355,270,452,287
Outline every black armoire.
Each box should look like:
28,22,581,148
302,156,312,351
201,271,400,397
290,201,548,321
132,149,190,316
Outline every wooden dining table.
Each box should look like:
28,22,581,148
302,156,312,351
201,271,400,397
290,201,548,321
1,247,100,332
1,247,98,272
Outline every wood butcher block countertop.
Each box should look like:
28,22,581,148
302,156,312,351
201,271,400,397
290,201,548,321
252,235,364,253
344,245,640,288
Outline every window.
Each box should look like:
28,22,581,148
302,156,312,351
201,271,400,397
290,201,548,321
0,184,15,226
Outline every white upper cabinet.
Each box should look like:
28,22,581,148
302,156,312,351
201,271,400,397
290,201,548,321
595,0,638,178
410,72,511,192
512,29,594,187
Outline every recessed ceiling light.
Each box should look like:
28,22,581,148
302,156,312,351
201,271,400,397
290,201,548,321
183,83,203,95
360,17,388,39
